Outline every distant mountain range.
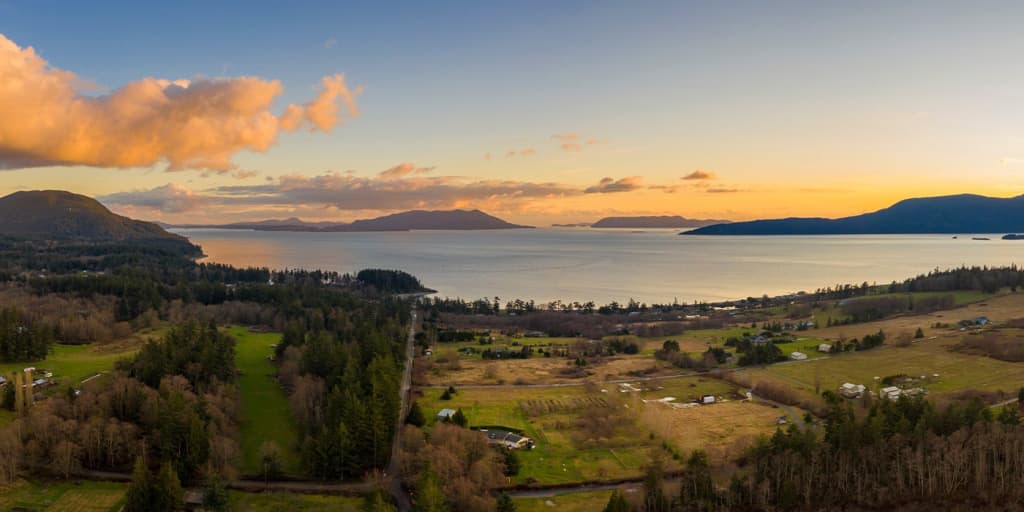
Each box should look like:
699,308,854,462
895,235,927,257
684,194,1024,235
590,215,729,228
169,209,533,232
0,190,190,243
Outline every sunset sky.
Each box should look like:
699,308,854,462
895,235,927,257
2,1,1023,225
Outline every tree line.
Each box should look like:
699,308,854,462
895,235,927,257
610,394,1024,511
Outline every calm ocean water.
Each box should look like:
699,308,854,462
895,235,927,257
172,228,1023,304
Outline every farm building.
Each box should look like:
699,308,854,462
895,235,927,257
838,383,866,399
880,386,902,400
0,376,5,385
817,344,832,353
436,408,456,422
790,351,808,361
482,429,534,450
700,395,716,404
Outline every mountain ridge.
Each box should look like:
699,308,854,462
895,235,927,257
166,209,533,232
684,194,1024,235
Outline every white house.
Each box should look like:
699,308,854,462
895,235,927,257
482,429,534,450
817,344,832,353
436,408,456,421
790,351,808,361
700,395,716,404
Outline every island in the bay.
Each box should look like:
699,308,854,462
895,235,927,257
685,193,1024,235
167,208,533,232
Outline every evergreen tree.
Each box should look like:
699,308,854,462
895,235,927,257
680,450,716,511
643,461,670,512
124,457,153,512
496,493,516,512
451,408,468,428
914,327,925,338
406,401,426,427
153,462,184,512
604,490,632,512
203,475,231,511
502,448,521,476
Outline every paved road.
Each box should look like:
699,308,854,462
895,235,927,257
387,308,417,511
506,482,641,499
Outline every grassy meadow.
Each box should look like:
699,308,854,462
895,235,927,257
761,334,1024,399
229,326,302,477
228,490,363,511
513,489,616,511
0,480,126,512
416,385,661,484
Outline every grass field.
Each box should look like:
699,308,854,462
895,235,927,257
419,354,674,386
230,326,302,477
0,480,126,512
513,489,616,511
761,334,1024,400
639,399,784,461
0,341,141,390
416,385,663,484
228,490,362,511
811,290,994,328
415,375,752,484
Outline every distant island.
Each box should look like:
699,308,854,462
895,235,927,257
168,209,533,232
1003,234,1024,240
591,215,729,228
684,194,1024,235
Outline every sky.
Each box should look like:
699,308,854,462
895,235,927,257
1,0,1023,225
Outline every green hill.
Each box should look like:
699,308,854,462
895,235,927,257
0,190,189,242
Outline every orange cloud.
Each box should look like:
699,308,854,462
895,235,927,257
378,162,435,179
551,134,602,151
504,148,537,158
584,176,643,193
102,163,580,215
232,170,259,180
0,33,359,171
681,170,716,180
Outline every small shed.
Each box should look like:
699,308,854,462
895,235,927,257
817,344,832,353
700,395,716,405
437,408,456,422
790,352,808,361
